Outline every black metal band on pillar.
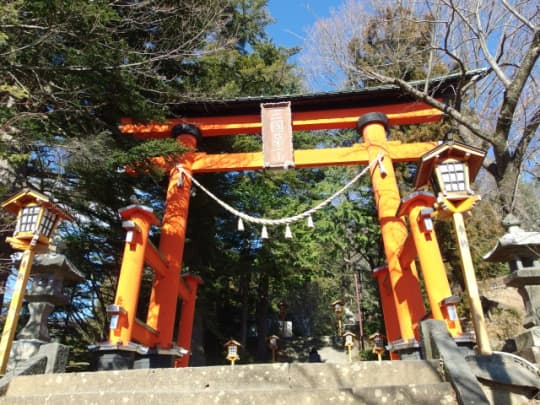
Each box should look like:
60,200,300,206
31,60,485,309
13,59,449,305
171,123,202,143
356,112,389,137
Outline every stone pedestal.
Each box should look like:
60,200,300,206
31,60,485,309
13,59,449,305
513,326,540,364
133,354,175,369
5,341,70,378
505,270,540,328
388,339,421,360
17,301,57,342
7,340,44,371
502,252,540,363
94,350,135,371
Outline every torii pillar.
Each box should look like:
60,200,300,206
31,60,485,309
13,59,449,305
357,113,426,356
146,124,203,366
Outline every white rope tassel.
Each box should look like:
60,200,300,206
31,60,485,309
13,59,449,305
377,155,387,177
176,165,184,187
178,153,382,228
284,224,292,239
307,215,314,228
261,225,269,239
237,218,245,231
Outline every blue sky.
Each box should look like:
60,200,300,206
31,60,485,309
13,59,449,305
266,0,344,48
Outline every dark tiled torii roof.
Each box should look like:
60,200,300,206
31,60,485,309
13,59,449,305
168,69,486,117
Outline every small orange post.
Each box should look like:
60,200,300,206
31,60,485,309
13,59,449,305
357,113,425,344
175,274,203,367
397,192,463,337
109,205,159,345
146,126,200,350
372,266,400,360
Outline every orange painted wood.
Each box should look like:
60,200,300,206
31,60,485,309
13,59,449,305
146,134,197,350
119,103,442,138
109,208,155,346
361,119,426,342
132,319,159,347
144,240,168,279
398,235,417,270
177,278,191,301
143,141,438,174
408,204,463,336
372,267,401,360
176,275,203,367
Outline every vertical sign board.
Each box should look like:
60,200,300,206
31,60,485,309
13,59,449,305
278,321,293,338
261,102,295,169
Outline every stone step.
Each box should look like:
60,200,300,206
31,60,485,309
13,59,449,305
3,361,444,397
1,383,457,404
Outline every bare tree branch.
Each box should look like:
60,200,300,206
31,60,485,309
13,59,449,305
302,0,539,217
501,0,537,32
495,29,540,148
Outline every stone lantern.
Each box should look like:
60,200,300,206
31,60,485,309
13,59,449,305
18,252,84,340
343,331,356,362
267,335,279,362
484,214,540,363
369,332,386,361
8,250,84,371
224,338,241,366
331,300,345,336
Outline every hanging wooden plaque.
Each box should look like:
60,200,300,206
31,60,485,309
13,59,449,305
261,102,294,169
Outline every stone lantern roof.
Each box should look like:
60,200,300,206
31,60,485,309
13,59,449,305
31,252,84,283
483,214,540,262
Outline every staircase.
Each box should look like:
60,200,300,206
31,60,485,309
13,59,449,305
0,360,456,404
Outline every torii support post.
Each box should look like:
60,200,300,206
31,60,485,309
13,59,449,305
146,127,201,352
109,205,160,347
397,192,463,337
372,266,401,360
175,274,203,367
357,113,426,356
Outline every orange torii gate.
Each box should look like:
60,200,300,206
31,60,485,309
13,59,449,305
94,73,475,368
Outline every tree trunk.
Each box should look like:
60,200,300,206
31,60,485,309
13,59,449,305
0,272,7,314
255,271,269,361
496,157,521,216
239,272,250,347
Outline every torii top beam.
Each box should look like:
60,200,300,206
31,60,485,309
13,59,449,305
119,71,483,139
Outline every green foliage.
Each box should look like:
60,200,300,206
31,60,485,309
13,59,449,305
0,0,232,365
110,138,188,178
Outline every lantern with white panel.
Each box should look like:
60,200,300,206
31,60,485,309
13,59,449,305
267,335,279,362
224,339,241,366
369,332,385,361
415,141,485,218
3,189,72,252
415,140,491,355
343,331,356,362
331,300,345,336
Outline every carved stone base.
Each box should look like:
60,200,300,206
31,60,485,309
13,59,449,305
94,350,135,371
504,269,540,328
7,339,45,372
513,326,540,365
